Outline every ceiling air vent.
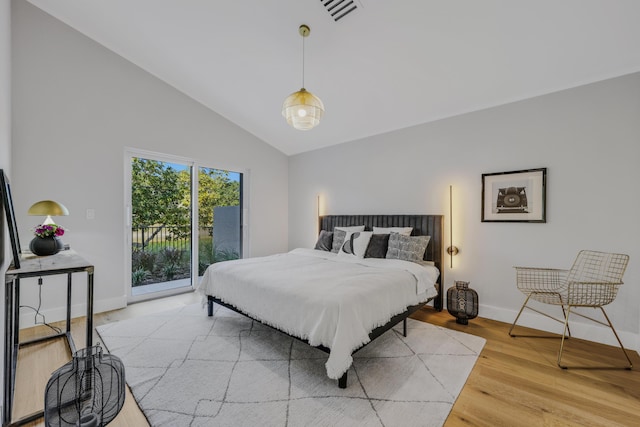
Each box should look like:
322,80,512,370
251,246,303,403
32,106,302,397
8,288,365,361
320,0,360,22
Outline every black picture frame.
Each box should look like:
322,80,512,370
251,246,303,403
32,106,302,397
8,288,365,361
1,169,22,268
481,168,546,223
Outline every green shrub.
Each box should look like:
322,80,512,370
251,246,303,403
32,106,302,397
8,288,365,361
158,246,182,265
132,268,149,286
213,247,239,263
132,249,156,272
162,263,179,280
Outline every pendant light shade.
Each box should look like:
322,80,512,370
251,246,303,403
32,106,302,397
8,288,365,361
282,88,324,131
282,25,324,131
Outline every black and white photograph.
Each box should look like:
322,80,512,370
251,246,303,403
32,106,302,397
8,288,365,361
481,168,546,222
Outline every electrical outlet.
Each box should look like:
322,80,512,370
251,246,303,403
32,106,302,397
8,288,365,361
86,208,95,220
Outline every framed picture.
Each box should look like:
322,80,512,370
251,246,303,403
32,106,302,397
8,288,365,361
481,168,546,223
1,169,22,268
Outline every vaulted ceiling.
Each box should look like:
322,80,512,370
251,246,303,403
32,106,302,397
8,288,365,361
26,0,640,155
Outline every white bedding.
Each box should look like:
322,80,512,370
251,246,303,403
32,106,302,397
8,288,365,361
196,248,440,379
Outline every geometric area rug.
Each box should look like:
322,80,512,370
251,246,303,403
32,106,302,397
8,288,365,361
96,303,486,427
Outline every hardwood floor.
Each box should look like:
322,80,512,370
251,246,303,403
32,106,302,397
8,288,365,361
413,308,640,427
11,293,640,426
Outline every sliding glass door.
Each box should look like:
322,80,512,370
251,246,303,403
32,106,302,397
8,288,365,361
126,151,243,302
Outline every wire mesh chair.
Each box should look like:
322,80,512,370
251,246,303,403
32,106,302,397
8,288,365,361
509,250,632,369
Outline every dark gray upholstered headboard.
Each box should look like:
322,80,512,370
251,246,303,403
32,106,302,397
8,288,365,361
319,214,444,311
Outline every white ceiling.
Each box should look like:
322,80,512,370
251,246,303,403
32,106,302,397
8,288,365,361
26,0,640,156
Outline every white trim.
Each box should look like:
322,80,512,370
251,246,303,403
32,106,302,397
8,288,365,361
19,295,127,329
480,303,640,352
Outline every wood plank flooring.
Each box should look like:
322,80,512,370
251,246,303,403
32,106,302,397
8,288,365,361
11,293,640,426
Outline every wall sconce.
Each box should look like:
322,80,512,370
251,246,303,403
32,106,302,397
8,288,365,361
317,194,321,235
446,185,459,268
28,200,69,225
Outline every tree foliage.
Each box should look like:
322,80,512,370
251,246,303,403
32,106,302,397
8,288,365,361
195,168,240,229
131,158,240,232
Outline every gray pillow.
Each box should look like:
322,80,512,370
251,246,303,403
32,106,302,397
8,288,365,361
314,230,333,251
365,233,390,258
331,229,347,253
385,232,431,263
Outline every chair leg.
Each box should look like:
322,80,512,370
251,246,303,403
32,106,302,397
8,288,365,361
557,298,571,338
508,295,531,336
599,307,633,369
557,306,572,368
510,294,570,338
558,306,633,369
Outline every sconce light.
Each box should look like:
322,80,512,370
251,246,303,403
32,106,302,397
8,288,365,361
317,194,321,234
446,185,459,268
28,200,69,225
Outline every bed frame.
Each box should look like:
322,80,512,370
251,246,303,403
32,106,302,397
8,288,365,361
207,214,444,388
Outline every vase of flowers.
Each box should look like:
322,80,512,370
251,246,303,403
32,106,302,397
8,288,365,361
30,224,65,256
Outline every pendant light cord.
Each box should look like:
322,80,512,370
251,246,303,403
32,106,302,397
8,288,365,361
301,34,305,88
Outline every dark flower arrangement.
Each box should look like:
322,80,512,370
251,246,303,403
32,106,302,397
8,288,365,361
33,224,65,238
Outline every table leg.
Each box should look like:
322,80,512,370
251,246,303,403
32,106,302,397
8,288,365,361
12,278,20,378
3,278,14,425
66,273,72,335
86,269,94,348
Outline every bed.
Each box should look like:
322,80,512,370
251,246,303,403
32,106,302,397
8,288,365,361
197,214,444,388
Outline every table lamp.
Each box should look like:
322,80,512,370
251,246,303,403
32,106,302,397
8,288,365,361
28,200,69,255
28,200,69,224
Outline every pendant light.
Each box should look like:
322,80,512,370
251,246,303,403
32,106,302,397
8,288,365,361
282,24,325,131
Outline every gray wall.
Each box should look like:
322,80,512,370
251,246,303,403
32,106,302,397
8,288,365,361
11,1,288,322
289,72,640,351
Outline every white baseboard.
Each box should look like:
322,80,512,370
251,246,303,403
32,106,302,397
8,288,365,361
479,303,640,353
19,295,127,329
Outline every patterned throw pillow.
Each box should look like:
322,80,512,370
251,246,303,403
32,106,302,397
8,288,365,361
331,230,347,253
338,231,373,259
330,226,365,253
314,230,333,251
385,232,431,263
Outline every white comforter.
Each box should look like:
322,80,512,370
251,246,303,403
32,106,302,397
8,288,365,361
196,248,439,379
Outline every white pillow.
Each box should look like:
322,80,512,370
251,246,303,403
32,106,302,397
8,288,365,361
331,225,366,253
338,231,373,259
373,226,413,236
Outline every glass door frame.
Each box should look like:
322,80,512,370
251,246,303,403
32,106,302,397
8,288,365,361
124,148,247,304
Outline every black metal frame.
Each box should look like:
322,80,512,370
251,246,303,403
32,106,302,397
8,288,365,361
3,252,94,427
0,169,22,269
207,295,424,388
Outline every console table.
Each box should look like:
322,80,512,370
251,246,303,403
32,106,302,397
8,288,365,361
3,250,94,426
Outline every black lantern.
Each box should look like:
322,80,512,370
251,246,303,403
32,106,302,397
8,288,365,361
447,281,478,325
44,345,125,427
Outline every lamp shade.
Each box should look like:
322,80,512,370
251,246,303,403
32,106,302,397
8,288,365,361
282,88,325,131
28,200,69,224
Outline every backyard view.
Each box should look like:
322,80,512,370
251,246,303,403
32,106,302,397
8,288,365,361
130,158,241,292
